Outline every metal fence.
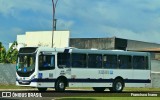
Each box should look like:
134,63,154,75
0,60,160,88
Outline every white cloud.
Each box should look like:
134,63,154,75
11,27,23,34
0,0,52,18
1,0,160,46
0,0,14,16
56,0,160,43
100,25,160,43
57,19,74,30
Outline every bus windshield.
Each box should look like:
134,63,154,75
16,54,35,75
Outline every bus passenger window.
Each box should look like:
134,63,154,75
133,56,147,69
51,56,55,67
72,53,86,68
58,53,70,68
103,55,117,69
145,57,149,69
118,55,132,69
88,54,102,68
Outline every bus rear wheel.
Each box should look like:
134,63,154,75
109,79,124,92
93,87,106,92
38,88,47,92
55,79,66,92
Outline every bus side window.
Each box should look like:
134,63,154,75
39,55,43,69
145,56,149,69
58,53,70,68
118,55,132,69
133,56,147,69
51,56,55,67
39,55,55,70
88,54,102,68
103,55,117,69
103,55,109,68
72,53,86,68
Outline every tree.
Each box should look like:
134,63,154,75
0,41,18,64
5,41,18,63
0,42,6,63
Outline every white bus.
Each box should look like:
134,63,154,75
16,47,151,92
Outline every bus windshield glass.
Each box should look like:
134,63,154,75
16,54,35,73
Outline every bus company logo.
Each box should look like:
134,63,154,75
2,92,11,97
23,68,27,72
109,70,113,74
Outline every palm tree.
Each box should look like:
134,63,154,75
5,41,18,63
0,42,6,63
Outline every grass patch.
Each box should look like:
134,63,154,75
0,84,32,89
67,87,160,91
0,84,160,92
57,97,95,100
124,87,160,92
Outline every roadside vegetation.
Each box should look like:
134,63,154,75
0,84,32,89
0,41,18,64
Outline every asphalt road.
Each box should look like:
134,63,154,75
0,89,160,100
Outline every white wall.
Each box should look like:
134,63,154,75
17,31,70,48
17,35,26,44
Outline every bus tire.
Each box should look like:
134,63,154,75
38,88,47,92
93,87,106,92
110,79,124,92
55,79,66,92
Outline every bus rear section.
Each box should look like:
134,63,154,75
56,50,151,92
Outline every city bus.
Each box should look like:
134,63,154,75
16,47,151,92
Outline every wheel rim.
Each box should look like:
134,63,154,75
116,82,122,91
59,82,64,89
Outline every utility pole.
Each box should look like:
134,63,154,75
51,0,59,48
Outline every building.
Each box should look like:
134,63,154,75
16,31,70,50
15,31,160,60
70,37,160,60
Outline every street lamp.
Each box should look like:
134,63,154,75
51,0,59,48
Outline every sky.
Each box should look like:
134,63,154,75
1,0,160,49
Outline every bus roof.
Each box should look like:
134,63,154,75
35,47,149,56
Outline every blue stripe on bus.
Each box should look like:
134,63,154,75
32,79,56,82
124,79,151,83
17,78,151,83
68,79,151,83
68,79,113,83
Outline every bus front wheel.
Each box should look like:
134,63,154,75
109,79,124,92
55,79,66,92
